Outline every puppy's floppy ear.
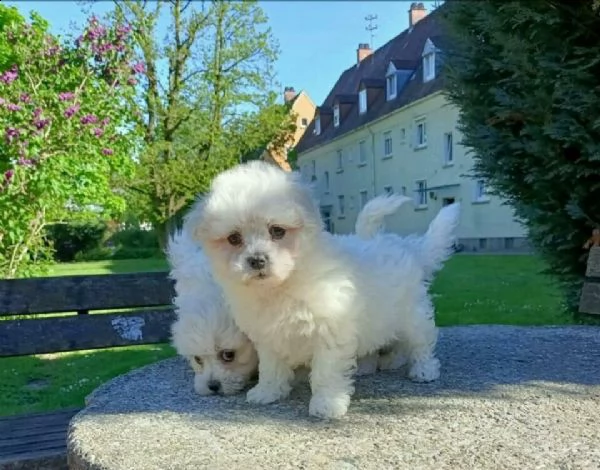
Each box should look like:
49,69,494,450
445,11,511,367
183,194,210,242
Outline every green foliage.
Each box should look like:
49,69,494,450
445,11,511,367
0,12,142,277
111,0,292,246
46,221,107,262
442,1,600,312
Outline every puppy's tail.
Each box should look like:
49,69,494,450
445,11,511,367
355,194,412,239
166,229,213,286
419,202,461,279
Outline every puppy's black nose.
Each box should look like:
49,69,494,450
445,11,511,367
207,380,221,393
247,254,268,270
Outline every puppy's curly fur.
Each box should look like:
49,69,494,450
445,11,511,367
188,161,460,419
169,192,411,396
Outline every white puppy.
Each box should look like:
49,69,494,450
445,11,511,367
187,161,460,419
169,192,410,396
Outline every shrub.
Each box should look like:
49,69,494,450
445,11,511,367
46,221,107,262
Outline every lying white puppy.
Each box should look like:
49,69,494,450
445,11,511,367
187,161,460,418
170,192,410,396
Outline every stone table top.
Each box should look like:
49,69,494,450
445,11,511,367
67,325,600,470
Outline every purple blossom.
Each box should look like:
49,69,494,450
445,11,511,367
18,157,35,167
58,92,75,102
84,24,107,42
20,93,31,103
5,127,19,143
7,103,21,112
116,23,132,38
33,108,43,118
34,118,50,131
93,127,104,138
102,148,114,156
101,117,110,127
4,170,14,183
64,103,80,118
0,98,5,106
45,45,60,57
131,61,145,74
80,114,98,125
0,66,18,85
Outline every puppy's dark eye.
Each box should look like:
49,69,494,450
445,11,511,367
227,232,243,246
269,226,286,240
219,350,236,363
193,356,203,366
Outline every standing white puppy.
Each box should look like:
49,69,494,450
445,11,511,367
188,161,460,419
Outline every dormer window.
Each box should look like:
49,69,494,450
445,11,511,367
333,105,340,127
314,116,321,135
423,53,435,82
386,74,397,100
422,38,436,83
358,89,367,114
385,62,398,101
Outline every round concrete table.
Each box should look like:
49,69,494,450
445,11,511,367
67,326,600,470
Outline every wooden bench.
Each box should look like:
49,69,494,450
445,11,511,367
0,272,175,469
579,246,600,316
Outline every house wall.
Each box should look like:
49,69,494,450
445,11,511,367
262,92,316,171
297,92,529,251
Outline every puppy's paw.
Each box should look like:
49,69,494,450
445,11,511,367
408,357,440,382
355,354,378,376
246,384,288,405
378,353,408,371
308,393,350,419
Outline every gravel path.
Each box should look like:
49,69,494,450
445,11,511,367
68,325,600,470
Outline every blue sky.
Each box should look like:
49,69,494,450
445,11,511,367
7,1,438,106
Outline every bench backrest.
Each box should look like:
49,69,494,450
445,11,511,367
0,272,176,357
579,246,600,315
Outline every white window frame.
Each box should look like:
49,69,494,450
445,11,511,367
358,89,367,114
336,149,343,172
358,140,367,165
383,131,393,157
324,171,330,193
423,53,435,82
416,180,428,207
333,105,340,127
300,118,308,128
415,119,427,149
314,116,321,135
337,195,345,217
444,132,453,165
386,73,397,101
474,179,490,203
359,190,368,208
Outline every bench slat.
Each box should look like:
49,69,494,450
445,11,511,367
0,272,174,316
0,408,78,469
0,309,176,356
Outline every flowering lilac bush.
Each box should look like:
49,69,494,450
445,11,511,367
0,11,143,277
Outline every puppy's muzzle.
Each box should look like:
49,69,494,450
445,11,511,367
207,380,222,394
246,253,269,271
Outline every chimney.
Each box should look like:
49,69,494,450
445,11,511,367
283,86,297,104
409,2,427,28
357,43,373,65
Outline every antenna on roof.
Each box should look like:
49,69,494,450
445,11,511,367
365,14,378,49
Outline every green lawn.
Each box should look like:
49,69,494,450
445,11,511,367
0,254,570,417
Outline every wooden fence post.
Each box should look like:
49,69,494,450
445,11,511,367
579,246,600,315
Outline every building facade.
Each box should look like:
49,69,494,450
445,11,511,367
261,87,316,172
295,3,527,251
